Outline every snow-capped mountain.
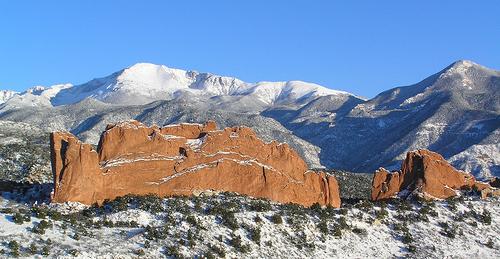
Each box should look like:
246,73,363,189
5,63,349,107
0,60,498,177
265,60,500,177
0,90,18,104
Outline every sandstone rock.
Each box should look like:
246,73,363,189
50,121,341,207
371,149,477,200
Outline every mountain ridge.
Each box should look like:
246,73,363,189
0,59,498,178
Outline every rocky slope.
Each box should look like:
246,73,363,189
0,60,498,178
51,120,340,207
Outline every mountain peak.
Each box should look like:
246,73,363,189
443,59,493,75
450,59,477,68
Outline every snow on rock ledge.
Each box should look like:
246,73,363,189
50,120,340,207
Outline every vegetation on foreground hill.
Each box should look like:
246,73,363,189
0,185,498,258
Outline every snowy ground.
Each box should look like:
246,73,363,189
0,189,499,259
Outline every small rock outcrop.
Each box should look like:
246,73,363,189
371,149,497,200
51,121,341,207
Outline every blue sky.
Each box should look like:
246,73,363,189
0,1,499,97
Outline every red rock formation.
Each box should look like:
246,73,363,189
51,121,341,207
371,150,481,200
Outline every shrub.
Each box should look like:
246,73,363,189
137,194,164,213
375,208,389,220
47,209,62,221
408,244,417,253
8,240,19,251
249,227,261,245
254,215,263,223
135,249,145,256
439,222,457,238
402,232,413,244
28,243,37,255
249,200,272,212
220,211,239,230
397,200,412,212
12,213,25,224
356,200,374,212
144,225,168,240
41,245,50,256
338,216,350,230
209,244,226,257
164,246,182,258
481,209,492,225
310,202,322,214
270,213,283,224
69,249,79,256
186,215,199,226
282,203,306,217
393,222,408,232
446,197,458,211
317,220,329,235
352,227,368,236
229,234,251,253
0,208,13,214
31,206,48,219
332,224,342,237
486,238,495,249
186,229,196,248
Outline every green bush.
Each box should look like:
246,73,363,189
317,220,329,235
270,213,283,224
8,240,20,257
482,209,492,225
209,244,226,258
69,249,79,256
229,234,251,253
352,227,368,236
332,224,342,237
144,225,169,240
164,245,182,258
220,211,239,230
402,231,413,244
338,216,350,230
249,200,272,212
249,227,261,245
12,213,25,224
486,238,495,249
41,246,50,256
375,208,388,220
135,249,145,256
28,243,37,255
31,206,48,219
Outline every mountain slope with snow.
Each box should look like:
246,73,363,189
0,60,498,178
5,63,350,107
0,90,18,104
264,60,500,177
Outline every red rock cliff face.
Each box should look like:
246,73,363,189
50,121,341,207
370,149,494,200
